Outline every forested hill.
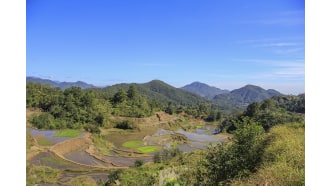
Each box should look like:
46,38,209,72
26,76,96,90
212,84,282,109
26,77,286,112
102,80,211,106
181,81,229,99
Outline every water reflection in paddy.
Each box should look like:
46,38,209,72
28,128,84,145
147,128,221,153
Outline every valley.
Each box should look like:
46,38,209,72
26,79,304,185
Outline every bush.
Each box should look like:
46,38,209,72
107,169,122,186
201,123,266,185
134,160,144,167
30,113,55,129
114,120,133,129
84,125,101,134
153,152,162,163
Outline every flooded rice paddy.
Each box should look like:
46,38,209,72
28,128,85,145
28,124,226,183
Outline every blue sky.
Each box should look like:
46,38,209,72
26,0,305,94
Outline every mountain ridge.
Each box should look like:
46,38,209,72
26,76,97,90
27,76,284,111
181,81,229,99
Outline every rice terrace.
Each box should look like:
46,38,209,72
26,106,231,185
26,0,305,185
26,79,304,185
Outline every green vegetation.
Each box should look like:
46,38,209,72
122,141,143,148
220,95,304,133
69,176,97,186
230,123,304,185
198,122,266,185
272,93,305,113
91,134,114,155
26,164,61,185
134,159,144,167
104,95,304,185
54,129,82,137
26,80,304,185
137,146,160,153
26,131,35,148
114,120,134,130
35,136,52,146
39,156,73,167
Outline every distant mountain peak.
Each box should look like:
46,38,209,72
181,81,229,99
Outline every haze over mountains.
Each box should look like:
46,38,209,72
26,76,283,110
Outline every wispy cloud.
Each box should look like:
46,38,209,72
240,10,304,26
253,42,301,47
235,37,304,56
252,18,304,26
273,47,304,54
231,59,305,81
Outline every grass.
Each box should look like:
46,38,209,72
137,146,160,153
69,176,97,186
92,134,114,156
54,129,82,137
122,141,143,148
27,131,35,148
40,156,72,167
230,122,305,186
196,125,203,129
35,136,52,146
26,163,61,185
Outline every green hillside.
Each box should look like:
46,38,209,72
102,80,211,106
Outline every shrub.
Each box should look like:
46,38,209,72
84,125,101,134
134,160,144,167
114,120,133,129
30,113,54,129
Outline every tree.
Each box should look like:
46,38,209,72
94,114,104,127
165,102,175,115
127,85,138,99
244,102,261,117
112,89,127,104
201,122,265,185
30,113,55,129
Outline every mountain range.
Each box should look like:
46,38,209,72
180,82,282,109
27,76,283,110
181,81,229,99
26,76,96,90
212,85,282,109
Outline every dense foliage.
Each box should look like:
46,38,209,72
26,82,160,131
27,82,228,132
198,121,266,185
271,93,305,113
230,123,305,185
219,95,304,132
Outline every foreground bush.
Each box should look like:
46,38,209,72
230,122,305,185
